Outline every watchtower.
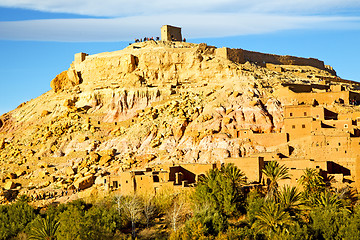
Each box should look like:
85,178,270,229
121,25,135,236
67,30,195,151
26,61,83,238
161,25,182,41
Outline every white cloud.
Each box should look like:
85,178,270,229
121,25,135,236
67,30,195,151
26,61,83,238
0,14,359,42
0,0,359,42
0,0,360,17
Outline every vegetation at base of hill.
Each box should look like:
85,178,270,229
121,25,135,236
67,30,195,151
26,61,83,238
1,162,360,240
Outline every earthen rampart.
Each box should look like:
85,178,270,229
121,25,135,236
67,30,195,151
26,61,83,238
216,47,326,70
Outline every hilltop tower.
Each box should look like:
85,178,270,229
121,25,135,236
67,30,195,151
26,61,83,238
161,25,182,41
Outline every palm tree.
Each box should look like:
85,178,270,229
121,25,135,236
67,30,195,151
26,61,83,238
198,167,219,185
316,191,343,210
262,161,290,200
196,164,246,217
276,185,303,216
28,215,60,240
298,168,325,206
220,163,246,189
298,168,325,194
253,201,293,239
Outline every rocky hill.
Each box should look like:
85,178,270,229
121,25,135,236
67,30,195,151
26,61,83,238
0,40,355,206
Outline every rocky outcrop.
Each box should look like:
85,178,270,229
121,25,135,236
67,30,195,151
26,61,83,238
74,175,95,190
50,70,81,93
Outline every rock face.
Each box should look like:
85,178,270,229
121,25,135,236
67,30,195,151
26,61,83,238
4,181,15,190
0,41,349,203
74,175,95,190
50,70,81,93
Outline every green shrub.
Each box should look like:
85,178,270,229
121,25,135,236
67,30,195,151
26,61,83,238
0,201,35,239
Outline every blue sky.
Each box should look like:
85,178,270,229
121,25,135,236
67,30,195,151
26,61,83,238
0,0,360,115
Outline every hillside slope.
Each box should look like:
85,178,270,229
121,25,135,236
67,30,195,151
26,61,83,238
0,41,356,205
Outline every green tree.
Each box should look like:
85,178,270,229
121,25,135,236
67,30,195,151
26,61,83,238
339,204,360,239
0,201,35,239
28,215,59,240
298,168,325,206
315,191,344,210
310,206,350,240
169,221,210,240
245,189,265,225
221,163,246,190
252,201,294,239
193,164,246,235
276,185,302,216
262,161,290,200
55,199,123,240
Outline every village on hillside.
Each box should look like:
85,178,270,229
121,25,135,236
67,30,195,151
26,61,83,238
2,25,360,204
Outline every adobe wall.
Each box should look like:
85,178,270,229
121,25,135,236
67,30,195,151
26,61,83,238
284,117,321,140
282,83,330,93
252,152,279,161
161,25,182,41
169,163,216,183
322,119,353,130
231,130,287,147
284,105,325,120
223,156,264,183
119,172,135,195
279,90,360,105
272,159,328,187
278,158,328,171
216,47,326,70
338,112,360,121
134,174,154,194
74,52,88,69
251,133,288,147
355,157,360,190
305,135,356,175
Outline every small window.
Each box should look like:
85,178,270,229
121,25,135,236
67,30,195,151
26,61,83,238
327,142,329,145
338,143,341,146
126,180,128,184
345,150,347,153
292,125,295,129
316,115,320,118
316,166,320,169
302,124,306,128
304,112,307,116
290,113,293,117
104,179,107,183
344,124,348,128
